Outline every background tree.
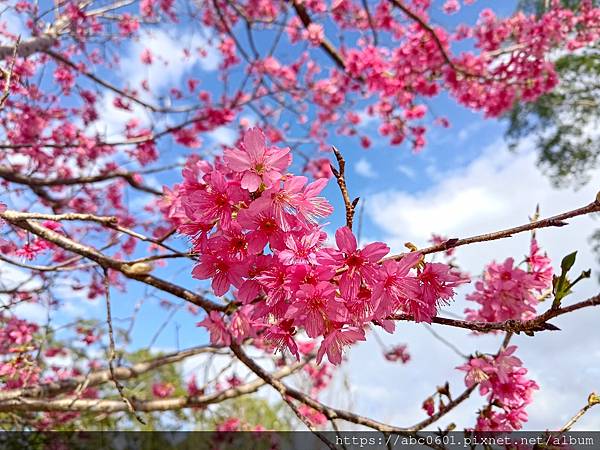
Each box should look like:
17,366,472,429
507,0,600,273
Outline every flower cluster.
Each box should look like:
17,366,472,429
464,239,552,323
167,128,467,365
384,344,411,364
458,346,538,430
0,315,40,390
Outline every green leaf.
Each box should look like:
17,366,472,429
560,251,577,272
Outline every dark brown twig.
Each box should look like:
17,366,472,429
330,146,359,230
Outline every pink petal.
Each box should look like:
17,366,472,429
241,172,262,192
192,262,213,279
303,178,328,197
362,242,390,262
212,273,230,296
243,127,266,162
265,147,291,172
247,231,269,254
335,226,357,253
224,148,251,172
284,175,308,193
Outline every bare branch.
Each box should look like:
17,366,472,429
0,360,306,413
384,198,600,262
331,146,358,230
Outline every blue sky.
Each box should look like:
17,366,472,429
2,0,600,430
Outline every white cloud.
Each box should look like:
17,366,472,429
355,157,376,178
90,28,220,139
207,126,237,146
0,9,28,43
336,139,600,430
120,29,220,93
397,164,416,179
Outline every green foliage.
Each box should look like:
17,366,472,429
200,396,296,431
505,44,600,188
518,0,598,15
552,251,592,308
2,345,295,431
508,1,600,273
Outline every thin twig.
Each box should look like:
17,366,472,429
103,268,146,424
330,146,359,230
560,393,600,432
0,36,20,109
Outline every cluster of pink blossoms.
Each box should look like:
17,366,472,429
0,315,40,390
465,239,553,323
458,346,538,430
165,128,467,365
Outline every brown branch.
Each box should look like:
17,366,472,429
330,146,358,230
390,294,600,334
103,268,145,424
0,360,306,413
0,166,162,196
0,210,184,256
387,0,456,70
0,35,56,60
0,345,223,402
561,393,600,432
44,50,170,114
290,1,347,70
230,342,417,434
384,198,600,262
0,36,20,109
361,0,379,45
0,212,226,312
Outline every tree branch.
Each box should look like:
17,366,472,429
384,198,600,262
0,359,306,413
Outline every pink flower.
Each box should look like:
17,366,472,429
207,222,251,260
229,306,257,344
278,230,324,265
196,311,231,346
183,170,246,228
465,257,542,323
251,176,332,230
237,207,284,254
316,326,365,365
187,376,204,397
318,227,389,299
457,356,494,388
372,253,421,319
422,397,435,416
458,345,538,431
256,260,290,307
299,404,327,426
304,158,333,179
236,255,272,304
527,238,553,289
443,0,460,14
292,178,334,227
408,263,467,323
192,252,246,296
384,344,411,364
217,418,241,431
152,382,175,398
287,281,341,338
493,345,522,383
224,127,291,192
263,319,300,360
140,48,153,65
304,23,324,46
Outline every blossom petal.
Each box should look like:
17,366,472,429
335,226,357,253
